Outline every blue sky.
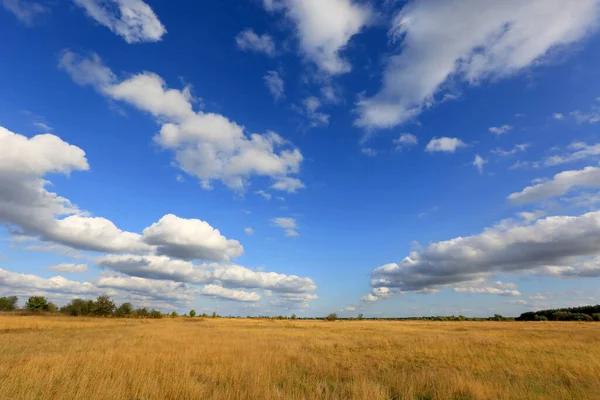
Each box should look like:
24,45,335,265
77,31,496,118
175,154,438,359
1,0,600,317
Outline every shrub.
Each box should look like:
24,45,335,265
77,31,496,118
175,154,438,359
150,310,162,319
291,314,297,320
212,311,217,318
0,296,18,311
324,313,337,321
46,302,58,313
171,311,178,318
534,315,548,321
189,310,196,317
592,314,600,321
92,296,116,316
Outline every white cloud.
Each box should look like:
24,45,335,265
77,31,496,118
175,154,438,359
272,217,298,237
361,148,377,157
235,29,276,56
343,306,356,311
96,254,317,294
60,51,305,192
255,190,272,200
453,280,520,296
553,113,565,120
73,0,166,43
0,268,99,295
270,176,306,193
0,126,147,254
543,142,600,166
47,263,88,273
95,272,196,304
425,137,466,153
263,70,284,100
473,154,486,174
356,0,600,129
570,109,600,124
32,121,52,132
300,96,329,127
393,133,418,151
265,0,372,75
141,214,244,262
1,0,47,25
201,284,260,302
491,144,529,157
508,166,600,204
370,211,600,293
244,228,254,236
361,293,378,303
489,125,513,135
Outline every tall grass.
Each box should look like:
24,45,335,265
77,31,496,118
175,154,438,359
1,316,599,399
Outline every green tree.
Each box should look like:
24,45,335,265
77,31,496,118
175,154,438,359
358,313,364,320
92,295,116,316
135,307,149,318
26,296,48,312
212,311,217,318
189,310,196,317
0,296,18,311
46,302,58,313
171,311,178,318
150,310,162,319
115,302,133,317
291,313,297,320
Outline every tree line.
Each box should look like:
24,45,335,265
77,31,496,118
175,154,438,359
516,305,600,321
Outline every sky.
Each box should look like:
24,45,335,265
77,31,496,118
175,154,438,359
1,0,600,318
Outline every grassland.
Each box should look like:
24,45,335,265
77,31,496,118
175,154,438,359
1,316,600,399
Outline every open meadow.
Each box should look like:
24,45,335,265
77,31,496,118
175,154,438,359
1,316,600,399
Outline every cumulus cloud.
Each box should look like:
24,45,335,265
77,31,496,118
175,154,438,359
369,211,600,294
0,126,148,254
236,29,276,56
425,137,466,153
272,217,298,237
263,70,284,100
201,284,260,302
47,263,88,273
489,125,513,135
73,0,166,43
244,228,254,236
96,254,317,294
141,214,243,261
60,51,305,192
553,113,565,120
508,166,600,204
356,0,600,129
1,0,47,25
264,0,372,75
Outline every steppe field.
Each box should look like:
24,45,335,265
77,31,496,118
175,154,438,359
1,316,599,400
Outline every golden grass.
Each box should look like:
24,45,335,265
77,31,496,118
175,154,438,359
1,316,600,399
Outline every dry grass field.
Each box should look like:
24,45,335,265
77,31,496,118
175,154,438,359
1,316,600,399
